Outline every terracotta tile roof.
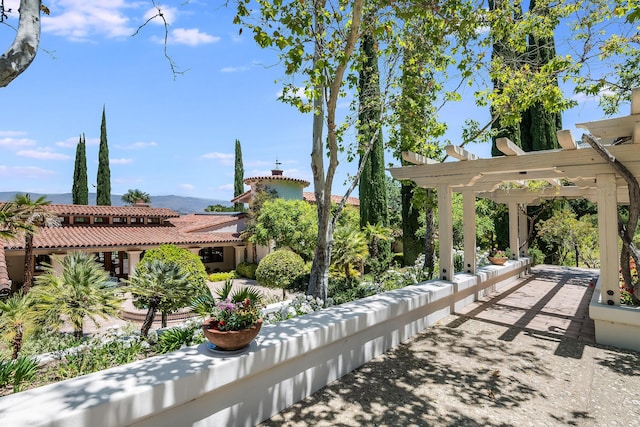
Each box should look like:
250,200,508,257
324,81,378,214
43,204,179,218
244,175,310,187
3,226,242,251
303,192,360,207
0,242,9,296
168,213,246,233
230,190,251,204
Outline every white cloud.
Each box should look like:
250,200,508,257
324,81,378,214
143,6,178,26
0,165,56,179
218,183,234,191
201,152,233,165
17,150,71,160
0,137,37,148
179,183,195,191
220,66,250,73
168,28,220,46
0,130,27,138
277,86,307,100
117,141,158,150
572,88,616,104
110,158,133,165
42,1,137,41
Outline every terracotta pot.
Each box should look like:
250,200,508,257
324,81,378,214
488,257,507,265
202,319,263,351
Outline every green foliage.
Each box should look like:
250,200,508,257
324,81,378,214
32,252,123,340
251,198,318,261
205,204,236,212
19,328,83,358
236,262,258,280
155,322,204,354
332,226,368,279
255,249,305,298
264,294,331,323
55,338,144,380
208,271,236,282
0,291,36,359
72,134,88,205
0,357,38,393
137,244,208,289
234,139,245,212
126,258,200,336
97,106,111,206
121,189,151,205
327,277,382,305
527,247,546,266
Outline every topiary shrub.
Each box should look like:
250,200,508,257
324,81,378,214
236,262,258,279
137,244,208,291
208,271,236,282
255,249,305,300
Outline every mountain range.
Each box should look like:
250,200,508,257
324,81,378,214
0,192,231,214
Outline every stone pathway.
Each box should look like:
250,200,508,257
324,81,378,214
261,266,640,427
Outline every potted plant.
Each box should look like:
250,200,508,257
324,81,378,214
488,248,510,265
192,279,264,351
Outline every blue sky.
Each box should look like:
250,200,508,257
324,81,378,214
0,1,618,202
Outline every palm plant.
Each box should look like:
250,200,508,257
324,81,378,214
0,202,33,239
125,259,194,336
332,226,369,279
0,291,36,359
32,252,123,340
191,279,263,318
13,194,60,292
121,189,151,205
363,221,393,259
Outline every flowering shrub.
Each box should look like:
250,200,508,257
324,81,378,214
620,258,638,306
264,294,332,324
489,248,509,259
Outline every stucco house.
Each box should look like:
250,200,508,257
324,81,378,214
0,203,248,295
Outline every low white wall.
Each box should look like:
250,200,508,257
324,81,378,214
589,276,640,352
0,259,529,427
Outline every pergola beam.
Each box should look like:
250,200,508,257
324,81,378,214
401,151,438,165
496,137,526,156
445,144,479,161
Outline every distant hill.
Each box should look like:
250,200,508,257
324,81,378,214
0,192,231,214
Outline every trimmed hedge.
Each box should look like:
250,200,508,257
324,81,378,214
255,250,304,297
208,271,236,282
236,262,258,280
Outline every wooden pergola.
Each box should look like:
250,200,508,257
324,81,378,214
388,89,640,308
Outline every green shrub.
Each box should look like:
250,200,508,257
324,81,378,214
255,249,305,299
236,262,258,279
155,322,204,354
0,357,39,393
527,247,545,265
137,244,207,290
208,271,236,282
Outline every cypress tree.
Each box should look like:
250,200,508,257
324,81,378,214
357,28,391,271
234,139,245,212
520,0,562,152
72,134,88,205
96,106,111,206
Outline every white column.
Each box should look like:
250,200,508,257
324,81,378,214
50,253,66,276
437,184,454,281
518,204,529,257
508,202,519,260
462,189,476,274
597,173,620,306
127,250,143,276
234,245,246,268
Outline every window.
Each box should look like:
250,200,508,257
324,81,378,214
74,216,89,224
147,217,161,224
94,216,108,224
112,217,127,224
200,247,224,263
130,217,144,224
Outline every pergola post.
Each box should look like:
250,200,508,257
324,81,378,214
127,250,143,276
596,173,620,306
518,205,529,257
462,189,477,274
508,202,519,260
438,184,454,281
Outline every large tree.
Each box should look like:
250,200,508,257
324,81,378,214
357,20,391,274
13,194,59,293
234,139,245,212
0,0,42,87
72,134,89,205
96,106,111,206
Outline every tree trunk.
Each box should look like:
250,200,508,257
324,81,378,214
0,0,42,88
11,327,23,360
141,304,158,337
22,234,35,293
161,311,168,328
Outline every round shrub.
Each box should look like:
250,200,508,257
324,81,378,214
255,249,305,299
137,244,208,291
236,262,258,279
208,271,236,282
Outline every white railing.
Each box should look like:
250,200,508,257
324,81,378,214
0,259,529,427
